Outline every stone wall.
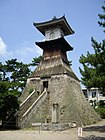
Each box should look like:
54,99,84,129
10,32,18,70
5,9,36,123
19,74,100,128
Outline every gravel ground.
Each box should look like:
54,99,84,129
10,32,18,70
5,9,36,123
0,120,105,140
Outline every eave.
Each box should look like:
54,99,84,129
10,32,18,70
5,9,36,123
33,16,74,36
35,37,73,51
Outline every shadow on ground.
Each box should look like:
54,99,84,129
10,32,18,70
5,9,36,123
83,125,105,133
80,135,105,140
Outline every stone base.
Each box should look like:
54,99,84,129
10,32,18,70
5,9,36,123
41,123,70,131
18,73,101,128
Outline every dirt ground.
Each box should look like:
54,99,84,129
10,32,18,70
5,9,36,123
0,120,105,140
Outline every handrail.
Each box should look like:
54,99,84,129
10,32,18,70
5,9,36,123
22,88,47,118
20,88,48,127
20,89,36,107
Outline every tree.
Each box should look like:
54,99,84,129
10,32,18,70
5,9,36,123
0,81,19,128
98,5,105,32
4,59,31,94
0,56,42,128
0,59,31,128
79,3,105,95
30,56,42,66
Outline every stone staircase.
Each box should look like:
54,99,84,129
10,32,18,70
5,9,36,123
17,88,48,128
19,89,36,117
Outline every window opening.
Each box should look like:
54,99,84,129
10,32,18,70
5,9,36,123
43,81,48,89
92,91,96,98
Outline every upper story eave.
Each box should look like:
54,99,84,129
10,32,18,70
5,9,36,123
33,16,74,36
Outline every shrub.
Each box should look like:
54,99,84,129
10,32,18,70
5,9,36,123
98,100,105,108
95,107,105,119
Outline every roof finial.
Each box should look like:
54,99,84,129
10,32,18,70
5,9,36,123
52,16,57,20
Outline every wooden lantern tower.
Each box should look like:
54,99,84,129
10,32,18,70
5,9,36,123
17,16,100,129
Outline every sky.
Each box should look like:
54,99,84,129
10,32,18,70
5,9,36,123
0,0,104,85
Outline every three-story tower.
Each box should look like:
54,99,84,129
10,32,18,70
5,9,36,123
18,16,100,129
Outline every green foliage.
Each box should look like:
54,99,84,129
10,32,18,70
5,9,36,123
98,4,105,32
0,83,19,123
98,100,105,108
0,81,18,117
0,58,31,127
79,3,105,95
95,107,105,119
30,56,42,66
0,56,41,126
2,94,19,115
95,95,105,119
0,59,31,93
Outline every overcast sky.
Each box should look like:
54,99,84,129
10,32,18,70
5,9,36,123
0,0,104,83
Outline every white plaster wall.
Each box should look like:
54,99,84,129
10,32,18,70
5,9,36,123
45,28,64,40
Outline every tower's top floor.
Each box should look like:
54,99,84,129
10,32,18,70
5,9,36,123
33,16,74,41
